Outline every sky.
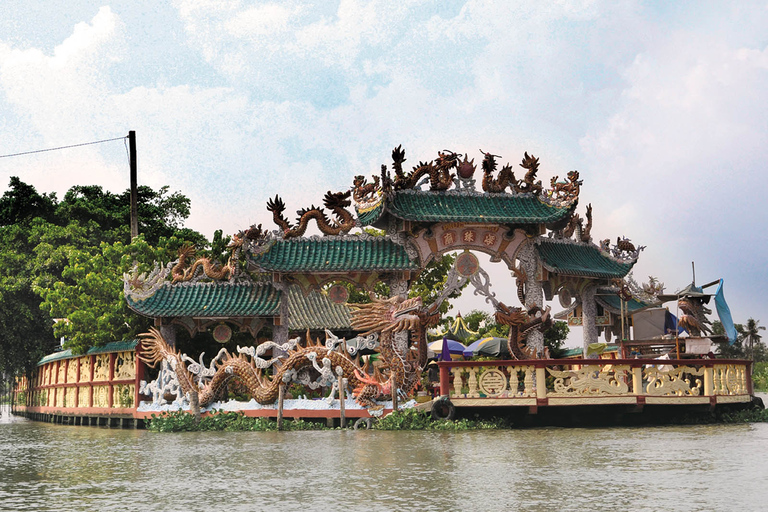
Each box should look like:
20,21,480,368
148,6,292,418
1,1,767,346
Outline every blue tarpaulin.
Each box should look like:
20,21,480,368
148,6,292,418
715,279,737,344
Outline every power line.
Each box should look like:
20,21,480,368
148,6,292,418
0,136,127,159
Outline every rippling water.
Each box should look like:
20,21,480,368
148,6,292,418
2,402,768,511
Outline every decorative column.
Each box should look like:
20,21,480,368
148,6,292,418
272,281,290,345
156,320,176,350
517,242,545,355
387,274,409,299
581,283,599,358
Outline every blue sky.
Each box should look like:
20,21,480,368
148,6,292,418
1,1,767,343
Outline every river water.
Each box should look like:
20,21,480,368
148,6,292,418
1,402,767,512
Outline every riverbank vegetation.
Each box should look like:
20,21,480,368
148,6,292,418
146,404,768,432
146,410,327,432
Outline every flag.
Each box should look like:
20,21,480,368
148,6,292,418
715,279,737,344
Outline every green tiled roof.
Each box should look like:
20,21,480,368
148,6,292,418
597,294,650,314
537,240,635,279
287,286,351,330
384,190,572,224
38,341,139,366
355,201,385,227
126,282,281,318
561,345,618,358
248,237,418,272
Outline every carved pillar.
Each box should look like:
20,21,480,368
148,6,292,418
273,282,290,345
581,283,599,358
517,242,545,355
387,273,409,299
155,319,176,350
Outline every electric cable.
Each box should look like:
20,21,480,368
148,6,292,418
0,136,127,159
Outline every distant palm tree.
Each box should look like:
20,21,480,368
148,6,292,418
737,318,765,360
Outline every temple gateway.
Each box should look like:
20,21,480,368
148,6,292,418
126,146,640,356
13,146,756,427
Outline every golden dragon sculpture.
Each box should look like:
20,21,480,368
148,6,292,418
266,190,355,239
170,236,245,283
495,302,552,359
480,150,517,193
138,296,437,411
138,328,380,408
391,145,459,191
349,295,438,400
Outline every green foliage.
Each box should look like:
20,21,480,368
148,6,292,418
374,407,512,430
38,236,187,354
719,407,768,423
753,362,768,392
146,410,328,432
0,177,205,373
714,318,767,362
409,253,461,314
543,321,569,358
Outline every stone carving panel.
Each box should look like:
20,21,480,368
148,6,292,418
93,355,110,381
547,365,630,396
92,385,109,408
644,366,704,396
79,357,91,382
114,352,135,380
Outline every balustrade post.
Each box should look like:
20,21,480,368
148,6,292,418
89,355,95,408
107,353,116,409
74,357,81,408
535,366,547,399
632,367,643,395
704,366,714,396
439,364,450,397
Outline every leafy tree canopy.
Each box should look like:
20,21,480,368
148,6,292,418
0,177,204,376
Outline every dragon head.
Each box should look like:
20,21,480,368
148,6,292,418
323,190,352,209
495,302,528,326
349,295,423,336
520,152,539,173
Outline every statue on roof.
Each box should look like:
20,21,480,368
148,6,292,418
480,150,513,193
514,152,544,195
391,145,458,191
352,175,380,203
266,190,355,239
550,170,583,200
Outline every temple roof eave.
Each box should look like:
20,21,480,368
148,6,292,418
362,189,575,226
537,239,636,280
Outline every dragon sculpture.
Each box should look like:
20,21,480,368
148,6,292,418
171,237,244,283
352,175,380,203
495,302,553,359
561,204,593,242
391,145,459,191
266,190,355,239
677,297,712,337
481,151,517,193
138,328,383,408
515,152,544,195
550,170,582,200
138,295,437,412
349,295,438,400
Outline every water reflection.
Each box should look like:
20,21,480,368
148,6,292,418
1,403,767,511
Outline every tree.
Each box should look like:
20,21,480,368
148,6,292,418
408,253,462,314
543,321,569,358
737,318,766,362
39,236,188,354
713,319,767,361
0,177,204,373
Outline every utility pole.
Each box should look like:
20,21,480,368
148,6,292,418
129,131,138,239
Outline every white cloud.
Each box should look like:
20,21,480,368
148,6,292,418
2,1,767,332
